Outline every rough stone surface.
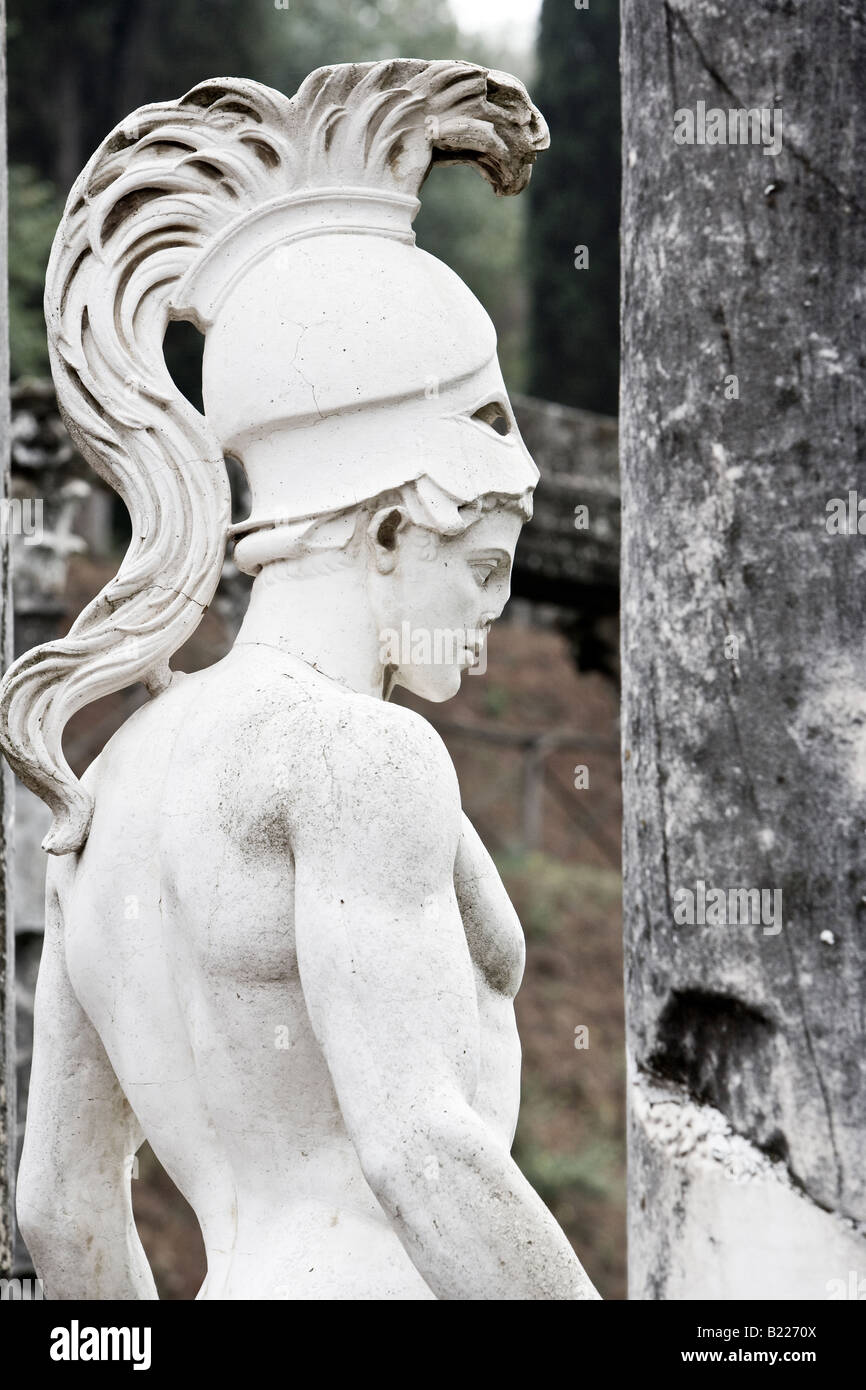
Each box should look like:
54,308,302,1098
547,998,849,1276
512,394,619,674
621,0,866,1295
511,394,619,600
629,1067,866,1300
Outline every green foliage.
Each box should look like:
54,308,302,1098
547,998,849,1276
496,847,626,1293
528,0,620,414
513,1137,622,1202
6,0,461,188
495,849,622,939
7,166,62,378
481,681,511,719
415,165,529,391
262,0,460,86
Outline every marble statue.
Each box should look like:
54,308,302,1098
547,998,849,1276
1,60,600,1300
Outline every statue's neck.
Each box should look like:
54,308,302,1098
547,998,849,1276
235,561,385,699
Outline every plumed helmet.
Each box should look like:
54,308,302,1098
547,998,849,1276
0,59,549,852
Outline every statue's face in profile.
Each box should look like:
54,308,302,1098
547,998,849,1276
370,506,525,702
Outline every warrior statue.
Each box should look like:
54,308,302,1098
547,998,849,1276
1,60,600,1300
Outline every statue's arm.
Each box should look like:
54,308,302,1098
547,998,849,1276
455,812,526,982
16,861,158,1299
291,706,599,1300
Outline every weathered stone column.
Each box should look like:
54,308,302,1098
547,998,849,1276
621,1,866,1297
0,0,14,1281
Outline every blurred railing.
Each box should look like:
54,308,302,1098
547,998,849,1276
430,717,621,866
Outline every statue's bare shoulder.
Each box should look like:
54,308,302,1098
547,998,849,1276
236,654,464,863
84,649,462,859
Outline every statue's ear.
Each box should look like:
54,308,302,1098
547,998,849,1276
367,507,409,574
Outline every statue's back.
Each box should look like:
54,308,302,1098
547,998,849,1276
58,646,436,1298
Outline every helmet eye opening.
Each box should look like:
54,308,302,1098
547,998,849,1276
471,401,511,437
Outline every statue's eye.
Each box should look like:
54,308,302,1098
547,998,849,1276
471,401,511,437
472,560,500,587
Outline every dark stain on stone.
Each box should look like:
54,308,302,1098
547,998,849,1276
648,989,785,1156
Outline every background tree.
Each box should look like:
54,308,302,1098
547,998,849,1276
528,0,619,415
7,167,62,378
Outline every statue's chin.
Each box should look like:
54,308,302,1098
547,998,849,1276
396,666,463,703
